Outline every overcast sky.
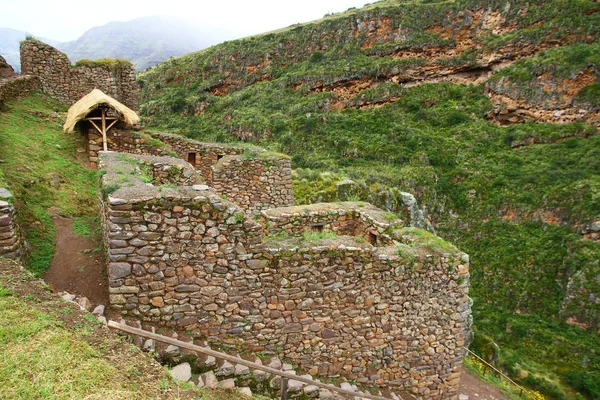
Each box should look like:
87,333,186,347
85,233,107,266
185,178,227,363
1,0,374,42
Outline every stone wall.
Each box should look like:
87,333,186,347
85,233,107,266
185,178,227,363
0,190,24,260
103,131,294,214
260,245,469,398
20,39,138,110
212,155,294,215
0,75,41,108
261,202,401,246
86,129,169,168
99,152,471,399
150,132,246,183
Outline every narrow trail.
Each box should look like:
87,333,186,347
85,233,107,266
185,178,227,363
45,215,107,305
459,367,510,400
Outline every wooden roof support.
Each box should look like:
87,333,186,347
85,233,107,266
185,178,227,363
84,107,120,151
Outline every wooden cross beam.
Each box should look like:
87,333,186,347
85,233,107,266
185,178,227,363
84,107,121,151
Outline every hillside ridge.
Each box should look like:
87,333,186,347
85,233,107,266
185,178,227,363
138,0,600,399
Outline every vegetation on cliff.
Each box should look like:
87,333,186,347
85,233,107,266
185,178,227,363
137,0,600,398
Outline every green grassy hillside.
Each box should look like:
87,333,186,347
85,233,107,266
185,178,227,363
0,93,98,275
137,0,600,398
0,258,249,400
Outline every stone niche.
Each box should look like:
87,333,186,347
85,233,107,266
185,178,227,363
99,151,471,399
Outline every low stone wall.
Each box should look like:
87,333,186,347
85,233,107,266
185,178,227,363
20,39,138,110
0,75,41,108
86,129,169,168
212,155,294,215
150,132,246,183
0,190,24,260
261,202,401,246
99,152,471,399
104,131,294,214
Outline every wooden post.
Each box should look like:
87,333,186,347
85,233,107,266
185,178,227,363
106,321,392,400
101,108,108,151
280,377,289,400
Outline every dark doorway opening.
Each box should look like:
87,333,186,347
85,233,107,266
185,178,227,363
188,152,196,165
310,224,325,233
367,231,377,245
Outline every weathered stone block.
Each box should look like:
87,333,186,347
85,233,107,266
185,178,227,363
175,284,200,292
109,262,132,279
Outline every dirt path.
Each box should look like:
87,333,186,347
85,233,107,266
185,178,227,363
45,215,107,305
459,367,510,400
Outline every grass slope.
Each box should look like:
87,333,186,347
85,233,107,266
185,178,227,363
137,1,600,397
0,93,98,275
0,258,247,399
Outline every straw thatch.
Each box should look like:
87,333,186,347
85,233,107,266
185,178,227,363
63,88,140,133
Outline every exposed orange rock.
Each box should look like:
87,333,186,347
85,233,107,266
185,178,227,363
355,17,396,48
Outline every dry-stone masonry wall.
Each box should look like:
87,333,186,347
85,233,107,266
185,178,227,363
0,75,41,108
212,155,294,215
20,39,138,110
0,189,24,260
101,131,294,214
260,242,470,399
86,129,170,168
99,152,471,399
150,132,246,183
261,202,400,246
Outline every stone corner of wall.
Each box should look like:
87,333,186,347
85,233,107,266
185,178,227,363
0,190,25,261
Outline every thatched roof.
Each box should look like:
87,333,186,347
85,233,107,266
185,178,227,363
63,89,140,133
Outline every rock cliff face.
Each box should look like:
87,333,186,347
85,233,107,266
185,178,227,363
485,43,600,125
140,0,598,132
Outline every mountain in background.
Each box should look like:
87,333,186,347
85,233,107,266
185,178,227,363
0,28,58,72
56,15,233,71
1,15,236,72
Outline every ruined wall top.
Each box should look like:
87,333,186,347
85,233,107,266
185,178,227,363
20,39,139,110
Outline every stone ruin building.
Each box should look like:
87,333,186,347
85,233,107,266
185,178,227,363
20,39,138,110
0,39,472,399
97,138,471,399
